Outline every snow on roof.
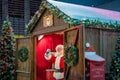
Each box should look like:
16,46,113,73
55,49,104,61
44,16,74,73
48,0,120,23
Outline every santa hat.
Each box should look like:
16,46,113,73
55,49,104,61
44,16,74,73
87,45,95,52
86,42,95,52
56,44,64,52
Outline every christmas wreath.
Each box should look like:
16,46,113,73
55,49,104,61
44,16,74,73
65,44,78,66
18,47,29,62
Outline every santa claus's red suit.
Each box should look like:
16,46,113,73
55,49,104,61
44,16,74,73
45,45,64,80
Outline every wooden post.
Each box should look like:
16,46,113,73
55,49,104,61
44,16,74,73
82,26,85,80
33,36,37,80
2,0,8,21
30,35,35,80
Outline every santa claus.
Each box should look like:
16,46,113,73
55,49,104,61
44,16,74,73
44,44,64,80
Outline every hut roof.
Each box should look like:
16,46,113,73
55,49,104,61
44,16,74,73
26,0,120,34
48,0,120,23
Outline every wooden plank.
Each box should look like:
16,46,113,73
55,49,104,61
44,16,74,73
33,36,37,80
100,30,118,72
32,24,68,35
17,73,30,80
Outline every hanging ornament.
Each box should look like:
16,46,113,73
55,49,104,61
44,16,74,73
112,56,114,59
10,66,14,69
5,58,9,62
4,36,8,40
1,72,4,75
118,46,120,49
117,69,119,72
2,66,6,70
1,38,4,41
6,50,9,53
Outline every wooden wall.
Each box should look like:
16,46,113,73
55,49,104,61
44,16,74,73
85,28,118,73
99,30,118,72
16,38,33,80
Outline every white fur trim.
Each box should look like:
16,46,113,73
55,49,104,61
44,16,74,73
53,72,64,79
46,49,51,52
55,45,64,52
55,56,60,69
55,54,64,69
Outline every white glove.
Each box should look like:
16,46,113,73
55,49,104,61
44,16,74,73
46,49,51,55
44,49,52,60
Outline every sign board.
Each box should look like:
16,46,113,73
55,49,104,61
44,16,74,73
43,15,53,27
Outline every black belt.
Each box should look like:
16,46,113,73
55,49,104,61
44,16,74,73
55,68,64,72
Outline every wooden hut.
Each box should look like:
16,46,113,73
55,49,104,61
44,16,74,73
16,0,120,80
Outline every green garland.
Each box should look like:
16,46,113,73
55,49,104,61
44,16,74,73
65,44,78,67
18,47,29,62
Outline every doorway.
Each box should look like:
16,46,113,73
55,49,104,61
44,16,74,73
36,33,63,80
